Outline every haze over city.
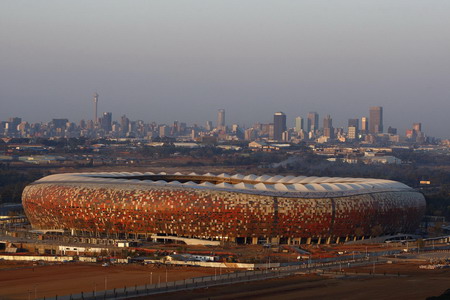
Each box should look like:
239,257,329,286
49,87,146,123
1,1,450,138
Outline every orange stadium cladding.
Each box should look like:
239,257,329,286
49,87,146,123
22,172,426,245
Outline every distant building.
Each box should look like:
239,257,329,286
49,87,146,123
387,126,397,135
100,112,112,132
159,125,170,137
295,116,304,132
348,126,357,140
205,121,213,131
323,115,334,139
93,93,99,124
273,112,287,141
244,128,256,141
216,109,225,131
52,119,68,130
361,116,368,134
413,123,422,133
307,112,319,133
348,118,359,131
120,115,129,135
369,106,383,134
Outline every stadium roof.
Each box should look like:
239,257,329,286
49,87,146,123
33,172,415,198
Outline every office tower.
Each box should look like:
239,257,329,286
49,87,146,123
120,115,129,135
159,125,170,137
323,115,334,139
244,128,256,140
388,126,397,135
282,130,290,142
231,124,239,133
205,121,213,131
348,126,357,140
93,93,99,124
348,118,359,131
101,112,112,132
172,121,179,135
217,109,225,131
295,116,304,132
307,112,319,133
268,124,275,140
413,123,422,132
273,112,287,141
179,122,187,135
347,118,359,139
369,106,383,134
52,119,69,130
361,117,368,134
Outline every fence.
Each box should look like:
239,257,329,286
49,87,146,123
40,256,375,300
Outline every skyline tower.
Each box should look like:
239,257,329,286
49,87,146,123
217,109,225,131
361,116,368,133
323,114,334,139
369,106,383,134
93,93,99,124
307,112,319,133
295,116,304,132
101,112,112,132
273,112,287,141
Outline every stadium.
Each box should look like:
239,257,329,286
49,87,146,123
22,172,426,245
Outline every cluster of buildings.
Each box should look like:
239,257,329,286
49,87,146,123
266,107,428,145
0,94,432,146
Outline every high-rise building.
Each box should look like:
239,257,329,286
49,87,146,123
361,117,368,134
52,119,69,130
387,126,397,135
205,121,213,131
101,112,112,132
295,116,304,132
413,123,422,132
348,126,357,140
369,106,383,134
307,112,319,133
93,93,99,124
273,112,287,141
159,125,170,137
244,128,256,140
217,109,225,131
348,119,359,131
323,115,334,139
347,118,359,139
120,115,129,135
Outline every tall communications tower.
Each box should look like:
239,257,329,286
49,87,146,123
93,93,99,124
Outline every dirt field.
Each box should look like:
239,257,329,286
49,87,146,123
134,262,450,300
0,262,229,300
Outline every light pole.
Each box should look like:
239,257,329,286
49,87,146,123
105,276,107,290
150,272,153,285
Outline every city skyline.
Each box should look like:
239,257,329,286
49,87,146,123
2,2,450,138
0,104,434,139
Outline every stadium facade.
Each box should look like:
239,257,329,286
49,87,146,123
22,172,426,245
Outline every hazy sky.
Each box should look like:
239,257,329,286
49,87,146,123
1,1,450,137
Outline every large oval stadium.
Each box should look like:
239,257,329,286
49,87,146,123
22,172,426,245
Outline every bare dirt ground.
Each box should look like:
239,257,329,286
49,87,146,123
134,262,450,300
0,262,231,300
